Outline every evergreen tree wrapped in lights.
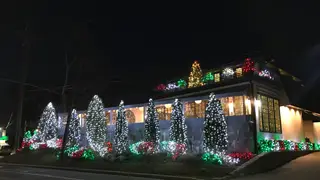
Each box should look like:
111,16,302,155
38,102,58,142
144,99,160,146
188,61,203,88
67,109,81,147
169,99,188,145
203,93,228,153
114,100,129,154
86,95,106,155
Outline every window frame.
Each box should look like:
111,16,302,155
257,93,282,133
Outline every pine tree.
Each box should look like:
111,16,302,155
188,61,203,88
86,95,106,155
169,99,188,145
114,100,129,154
144,99,160,145
203,93,228,153
38,102,58,142
67,109,81,147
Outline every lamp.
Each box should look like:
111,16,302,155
195,100,202,104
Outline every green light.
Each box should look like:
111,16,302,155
177,79,187,88
0,136,8,141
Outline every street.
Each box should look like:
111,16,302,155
233,152,320,180
0,165,160,180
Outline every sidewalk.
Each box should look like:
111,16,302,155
233,152,320,180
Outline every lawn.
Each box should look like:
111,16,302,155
1,149,236,178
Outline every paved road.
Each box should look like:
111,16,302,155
0,165,160,180
234,152,320,180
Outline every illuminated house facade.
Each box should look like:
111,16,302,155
58,58,320,153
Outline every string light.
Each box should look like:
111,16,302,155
222,68,235,79
243,58,255,73
66,109,81,147
177,79,187,88
86,95,106,156
169,99,188,146
114,100,129,154
38,102,58,142
203,93,228,154
166,83,179,91
259,69,274,80
144,99,160,151
188,61,203,88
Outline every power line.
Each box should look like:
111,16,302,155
0,77,60,94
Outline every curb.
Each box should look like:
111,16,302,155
229,152,267,176
0,162,202,180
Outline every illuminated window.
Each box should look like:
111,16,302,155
184,100,207,119
236,68,243,78
156,105,172,120
234,96,244,116
112,110,117,124
258,94,281,133
274,100,281,133
219,97,230,116
214,73,220,82
244,96,252,115
105,111,111,125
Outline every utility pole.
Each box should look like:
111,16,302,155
14,22,30,151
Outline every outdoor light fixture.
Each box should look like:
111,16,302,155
195,100,202,104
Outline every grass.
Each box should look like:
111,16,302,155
1,149,235,178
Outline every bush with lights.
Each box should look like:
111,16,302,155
86,95,107,157
258,139,317,153
66,109,81,147
202,93,239,165
114,100,129,155
168,99,188,160
144,98,160,152
19,103,63,151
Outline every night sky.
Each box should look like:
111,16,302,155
0,2,320,127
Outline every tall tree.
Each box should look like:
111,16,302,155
169,99,188,145
114,100,129,154
203,93,228,153
66,109,81,147
86,95,106,155
188,61,203,88
144,99,160,145
38,102,58,142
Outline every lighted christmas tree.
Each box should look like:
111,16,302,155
86,95,106,155
38,102,58,142
144,99,160,146
169,99,188,145
242,58,255,73
203,93,228,153
114,100,129,154
66,109,81,147
188,61,203,88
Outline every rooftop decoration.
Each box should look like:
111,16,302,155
156,84,166,91
202,72,214,84
177,79,187,88
222,68,234,79
166,83,180,91
259,69,274,80
243,58,255,73
188,61,203,88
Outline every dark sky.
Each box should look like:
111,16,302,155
1,2,320,125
